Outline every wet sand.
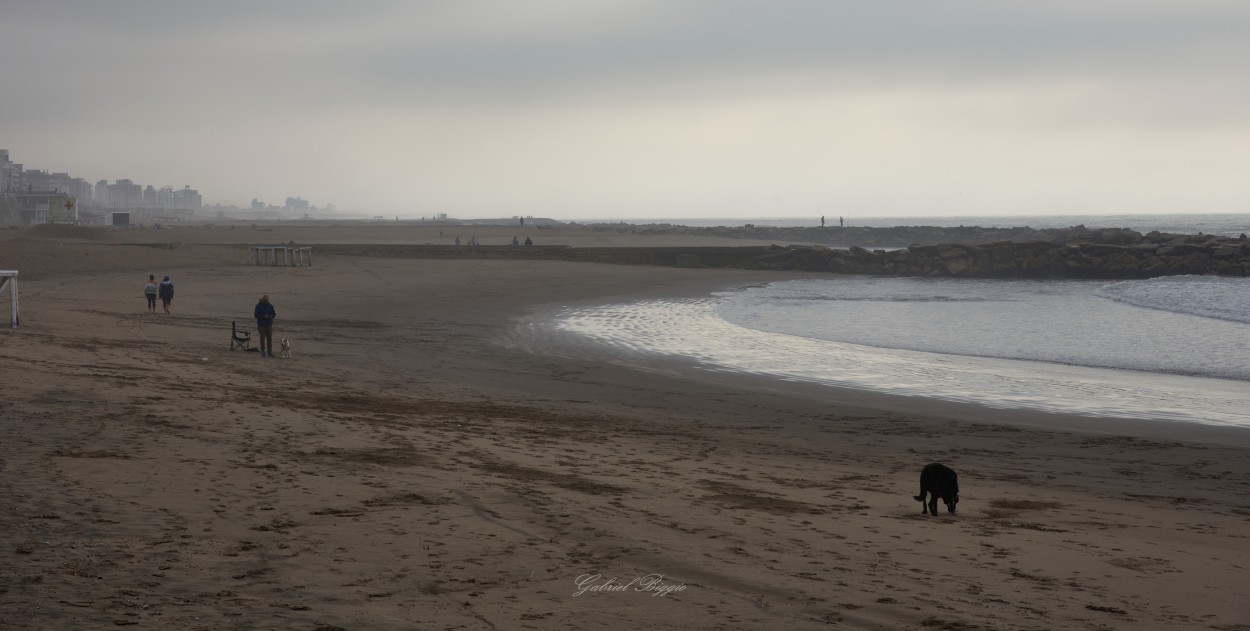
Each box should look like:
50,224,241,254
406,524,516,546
2,224,1249,630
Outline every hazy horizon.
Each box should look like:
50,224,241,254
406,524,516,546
4,1,1249,219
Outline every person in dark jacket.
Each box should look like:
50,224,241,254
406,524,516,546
158,276,175,314
254,295,276,357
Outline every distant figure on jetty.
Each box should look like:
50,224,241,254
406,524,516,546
524,236,533,246
839,216,845,227
144,275,158,313
254,295,276,358
520,217,525,226
158,276,175,314
821,216,825,227
511,236,519,246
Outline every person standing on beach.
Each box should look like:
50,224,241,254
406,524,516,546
158,276,175,314
254,295,276,358
144,275,158,313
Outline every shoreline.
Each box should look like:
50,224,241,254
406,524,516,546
528,285,1250,432
3,235,1250,629
519,297,1250,448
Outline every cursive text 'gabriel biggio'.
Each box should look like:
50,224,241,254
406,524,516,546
573,573,688,597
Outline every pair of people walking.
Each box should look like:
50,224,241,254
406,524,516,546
144,275,175,313
141,275,279,358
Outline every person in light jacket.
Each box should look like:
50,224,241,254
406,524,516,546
144,275,158,313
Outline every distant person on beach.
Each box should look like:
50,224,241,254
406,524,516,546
254,295,276,358
821,216,825,227
144,275,158,313
839,216,844,227
158,276,175,314
512,236,519,246
524,236,533,246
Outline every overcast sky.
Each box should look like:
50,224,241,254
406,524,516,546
3,1,1248,219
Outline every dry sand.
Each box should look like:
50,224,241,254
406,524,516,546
2,224,1249,630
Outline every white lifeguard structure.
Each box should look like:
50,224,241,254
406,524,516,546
251,246,312,267
1,270,17,328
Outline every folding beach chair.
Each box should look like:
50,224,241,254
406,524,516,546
231,321,252,351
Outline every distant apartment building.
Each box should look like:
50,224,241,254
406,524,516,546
98,179,143,210
63,176,93,202
1,149,23,193
94,179,110,207
160,186,201,210
21,170,93,202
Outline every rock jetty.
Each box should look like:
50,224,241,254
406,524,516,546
318,225,1250,279
575,222,1147,248
569,223,1250,278
762,231,1249,278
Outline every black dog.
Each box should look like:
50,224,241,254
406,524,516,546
914,463,959,516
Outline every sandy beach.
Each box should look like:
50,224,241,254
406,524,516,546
2,224,1249,630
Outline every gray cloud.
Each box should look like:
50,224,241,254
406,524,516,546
3,1,1249,216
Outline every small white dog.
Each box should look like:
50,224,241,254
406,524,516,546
279,338,292,359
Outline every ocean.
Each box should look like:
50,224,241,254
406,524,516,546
548,213,1250,428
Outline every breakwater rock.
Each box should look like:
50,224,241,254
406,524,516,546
577,222,1149,248
767,232,1250,278
313,230,1250,279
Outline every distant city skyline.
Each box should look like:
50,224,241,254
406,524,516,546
2,148,342,223
1,147,316,212
3,2,1249,219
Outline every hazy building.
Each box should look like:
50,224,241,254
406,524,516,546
102,179,143,209
0,149,22,193
1,150,204,220
284,196,310,212
10,191,76,223
63,176,93,206
95,179,111,208
21,169,57,193
161,185,201,210
26,171,94,205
